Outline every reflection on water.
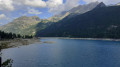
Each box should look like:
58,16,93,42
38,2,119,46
2,38,120,67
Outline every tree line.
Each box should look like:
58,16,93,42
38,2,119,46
0,30,33,40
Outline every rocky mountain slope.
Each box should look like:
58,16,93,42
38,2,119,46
0,16,43,35
36,3,120,39
49,2,100,21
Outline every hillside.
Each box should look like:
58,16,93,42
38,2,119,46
36,5,120,39
0,16,53,35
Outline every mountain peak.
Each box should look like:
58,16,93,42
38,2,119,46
14,16,40,21
14,16,28,20
68,1,100,14
31,16,41,21
31,16,39,19
89,1,99,4
96,2,106,8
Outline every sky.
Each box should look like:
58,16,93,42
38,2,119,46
0,0,120,25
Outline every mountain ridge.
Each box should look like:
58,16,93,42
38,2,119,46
0,16,41,35
0,2,102,35
36,5,120,39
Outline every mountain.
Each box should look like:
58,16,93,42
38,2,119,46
0,16,51,35
69,1,100,14
0,2,101,36
66,2,103,18
48,11,70,22
95,2,106,8
35,2,102,36
36,4,120,39
48,2,100,21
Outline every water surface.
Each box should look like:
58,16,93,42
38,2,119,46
2,38,120,67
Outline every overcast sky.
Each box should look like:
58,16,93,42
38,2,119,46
0,0,120,25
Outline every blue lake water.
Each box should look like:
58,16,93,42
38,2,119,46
2,38,120,67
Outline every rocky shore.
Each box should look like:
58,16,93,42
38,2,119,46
0,38,40,49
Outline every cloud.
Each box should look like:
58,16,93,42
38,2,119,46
47,0,63,8
102,0,120,5
83,0,97,3
48,0,120,14
83,0,120,5
28,8,42,15
64,0,80,11
24,0,46,8
48,0,80,14
0,14,6,20
47,0,64,14
0,0,14,11
0,0,120,12
0,0,120,25
11,0,47,11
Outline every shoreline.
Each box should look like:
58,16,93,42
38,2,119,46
0,38,41,49
64,38,120,41
40,37,120,41
1,37,120,49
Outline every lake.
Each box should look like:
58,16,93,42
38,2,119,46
2,38,120,67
